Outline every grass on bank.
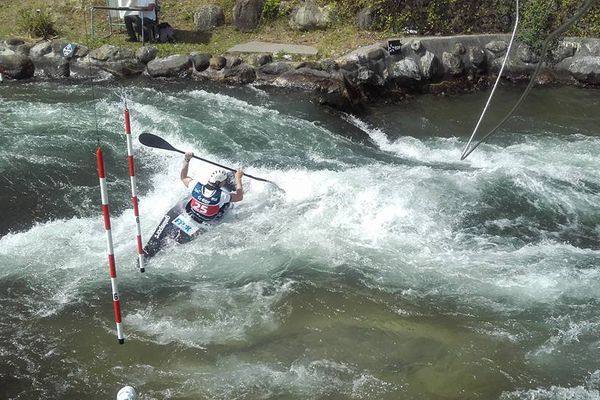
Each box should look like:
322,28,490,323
1,0,392,59
2,0,600,59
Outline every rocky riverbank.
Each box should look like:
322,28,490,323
1,34,599,111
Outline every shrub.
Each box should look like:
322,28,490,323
262,0,281,20
518,0,559,53
18,8,56,39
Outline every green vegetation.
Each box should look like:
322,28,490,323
519,0,600,53
17,8,56,39
1,0,598,58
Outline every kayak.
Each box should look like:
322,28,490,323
141,182,236,262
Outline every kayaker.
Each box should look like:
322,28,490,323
180,151,244,221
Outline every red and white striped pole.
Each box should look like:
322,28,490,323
96,146,125,344
124,105,145,273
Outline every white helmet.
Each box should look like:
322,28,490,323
116,386,138,400
208,169,228,185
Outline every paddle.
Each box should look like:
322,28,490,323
139,132,284,192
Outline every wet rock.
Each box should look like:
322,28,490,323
386,58,421,82
569,56,600,84
5,38,25,47
0,54,34,79
226,55,243,68
12,44,31,56
97,60,146,77
245,53,273,67
190,52,211,71
51,40,69,56
338,60,358,71
517,43,539,64
320,58,338,73
74,45,89,59
223,63,256,84
469,47,486,68
367,47,386,61
552,41,577,62
30,41,53,58
485,40,507,57
442,52,463,76
147,54,192,77
356,65,383,86
453,42,466,56
258,61,292,75
420,50,443,80
209,55,226,70
34,57,70,78
411,39,423,52
90,45,134,62
136,46,158,64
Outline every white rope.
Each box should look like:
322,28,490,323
461,0,520,160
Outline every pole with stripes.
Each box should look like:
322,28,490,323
96,146,125,344
123,105,145,273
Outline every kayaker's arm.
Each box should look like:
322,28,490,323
230,168,244,202
181,152,193,187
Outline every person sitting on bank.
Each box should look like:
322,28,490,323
122,0,157,42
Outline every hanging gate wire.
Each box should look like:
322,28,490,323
461,0,519,160
461,0,598,160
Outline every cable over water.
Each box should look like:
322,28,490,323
461,0,598,160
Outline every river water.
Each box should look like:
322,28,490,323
0,80,599,400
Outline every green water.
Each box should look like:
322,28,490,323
0,80,599,399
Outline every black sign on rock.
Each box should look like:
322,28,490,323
388,39,402,55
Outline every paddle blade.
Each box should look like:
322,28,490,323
139,133,179,152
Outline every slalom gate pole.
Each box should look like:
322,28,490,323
123,105,145,273
96,146,125,344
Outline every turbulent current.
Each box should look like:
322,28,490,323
0,80,599,400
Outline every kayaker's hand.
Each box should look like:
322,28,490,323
184,152,194,162
235,168,244,181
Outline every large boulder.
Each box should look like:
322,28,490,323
258,61,292,76
147,54,192,77
190,52,211,71
517,43,539,64
90,45,134,62
485,40,508,58
420,50,443,80
194,5,225,32
233,0,264,32
209,55,227,70
386,58,421,82
469,46,487,69
442,51,464,76
0,54,35,79
289,0,330,31
136,46,158,64
552,41,577,63
274,68,363,111
222,63,256,84
95,60,146,77
33,57,70,78
568,56,600,84
30,41,53,58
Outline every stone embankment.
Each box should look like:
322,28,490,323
1,35,599,111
